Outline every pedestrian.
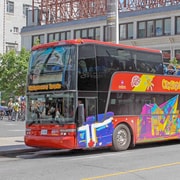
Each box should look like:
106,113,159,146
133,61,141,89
12,99,20,121
167,64,176,75
20,100,26,121
7,98,13,120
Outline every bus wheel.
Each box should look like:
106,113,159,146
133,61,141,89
112,124,131,151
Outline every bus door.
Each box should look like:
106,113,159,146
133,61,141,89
77,97,114,148
85,98,97,119
76,98,97,126
76,97,98,148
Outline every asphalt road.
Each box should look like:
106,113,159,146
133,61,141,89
0,141,180,180
0,117,180,180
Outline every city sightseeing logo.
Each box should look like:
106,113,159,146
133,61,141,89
131,75,141,87
118,80,126,89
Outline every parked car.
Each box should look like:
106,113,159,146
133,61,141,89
0,105,9,117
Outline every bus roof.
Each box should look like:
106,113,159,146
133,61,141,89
32,39,161,54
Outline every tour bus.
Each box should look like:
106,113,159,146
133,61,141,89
25,39,180,151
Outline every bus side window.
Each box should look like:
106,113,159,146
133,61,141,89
119,62,124,71
125,60,135,71
78,60,87,74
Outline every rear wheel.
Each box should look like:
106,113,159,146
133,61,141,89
112,124,131,151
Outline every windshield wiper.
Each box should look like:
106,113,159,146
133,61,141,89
28,120,40,126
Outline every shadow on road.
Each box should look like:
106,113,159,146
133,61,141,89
2,139,180,159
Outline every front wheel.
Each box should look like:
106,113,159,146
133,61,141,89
112,124,131,151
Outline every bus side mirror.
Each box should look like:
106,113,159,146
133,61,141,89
77,104,85,127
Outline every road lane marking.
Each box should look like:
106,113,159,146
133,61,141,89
81,162,180,180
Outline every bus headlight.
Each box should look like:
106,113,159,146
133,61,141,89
26,128,31,135
60,129,76,136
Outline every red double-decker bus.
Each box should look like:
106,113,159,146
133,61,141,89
25,39,180,151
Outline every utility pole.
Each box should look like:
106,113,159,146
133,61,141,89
106,0,116,43
115,0,119,44
3,0,6,53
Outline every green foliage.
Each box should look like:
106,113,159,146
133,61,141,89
33,38,40,46
0,48,30,102
169,57,178,67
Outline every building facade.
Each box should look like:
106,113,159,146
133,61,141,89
0,0,32,54
21,4,180,63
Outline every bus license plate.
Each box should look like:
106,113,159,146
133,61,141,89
41,129,47,135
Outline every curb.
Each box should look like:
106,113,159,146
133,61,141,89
0,145,40,156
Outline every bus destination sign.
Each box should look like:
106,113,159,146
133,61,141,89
28,83,62,92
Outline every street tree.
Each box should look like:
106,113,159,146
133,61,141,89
0,48,30,102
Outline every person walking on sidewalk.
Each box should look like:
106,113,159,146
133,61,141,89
7,98,13,121
12,99,20,121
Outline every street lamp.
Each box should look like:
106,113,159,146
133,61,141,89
106,0,119,44
116,0,119,44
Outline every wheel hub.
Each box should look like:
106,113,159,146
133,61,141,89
117,129,127,146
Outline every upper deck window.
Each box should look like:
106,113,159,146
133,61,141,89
28,45,77,90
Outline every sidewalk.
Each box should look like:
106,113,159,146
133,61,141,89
0,136,37,155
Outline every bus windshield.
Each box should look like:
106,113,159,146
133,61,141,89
28,45,76,90
26,92,76,125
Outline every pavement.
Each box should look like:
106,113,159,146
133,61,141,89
0,136,36,155
0,118,38,156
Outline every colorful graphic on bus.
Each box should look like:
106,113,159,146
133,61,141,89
137,95,180,141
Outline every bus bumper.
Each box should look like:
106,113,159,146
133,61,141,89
24,135,76,149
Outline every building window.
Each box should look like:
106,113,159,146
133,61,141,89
7,1,14,13
47,31,70,42
13,27,19,33
147,20,154,37
175,50,180,62
48,34,54,42
138,21,146,38
175,16,180,34
6,45,16,52
138,18,171,38
155,19,163,36
127,23,133,39
60,31,70,40
74,30,81,39
66,31,70,39
32,34,44,46
164,18,171,35
39,35,44,44
60,32,66,40
54,33,60,41
95,27,100,40
89,28,94,39
74,27,100,40
120,24,126,40
103,26,108,41
82,29,88,38
120,23,133,40
23,4,31,16
6,42,18,53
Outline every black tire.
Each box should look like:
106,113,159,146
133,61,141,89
112,124,131,151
